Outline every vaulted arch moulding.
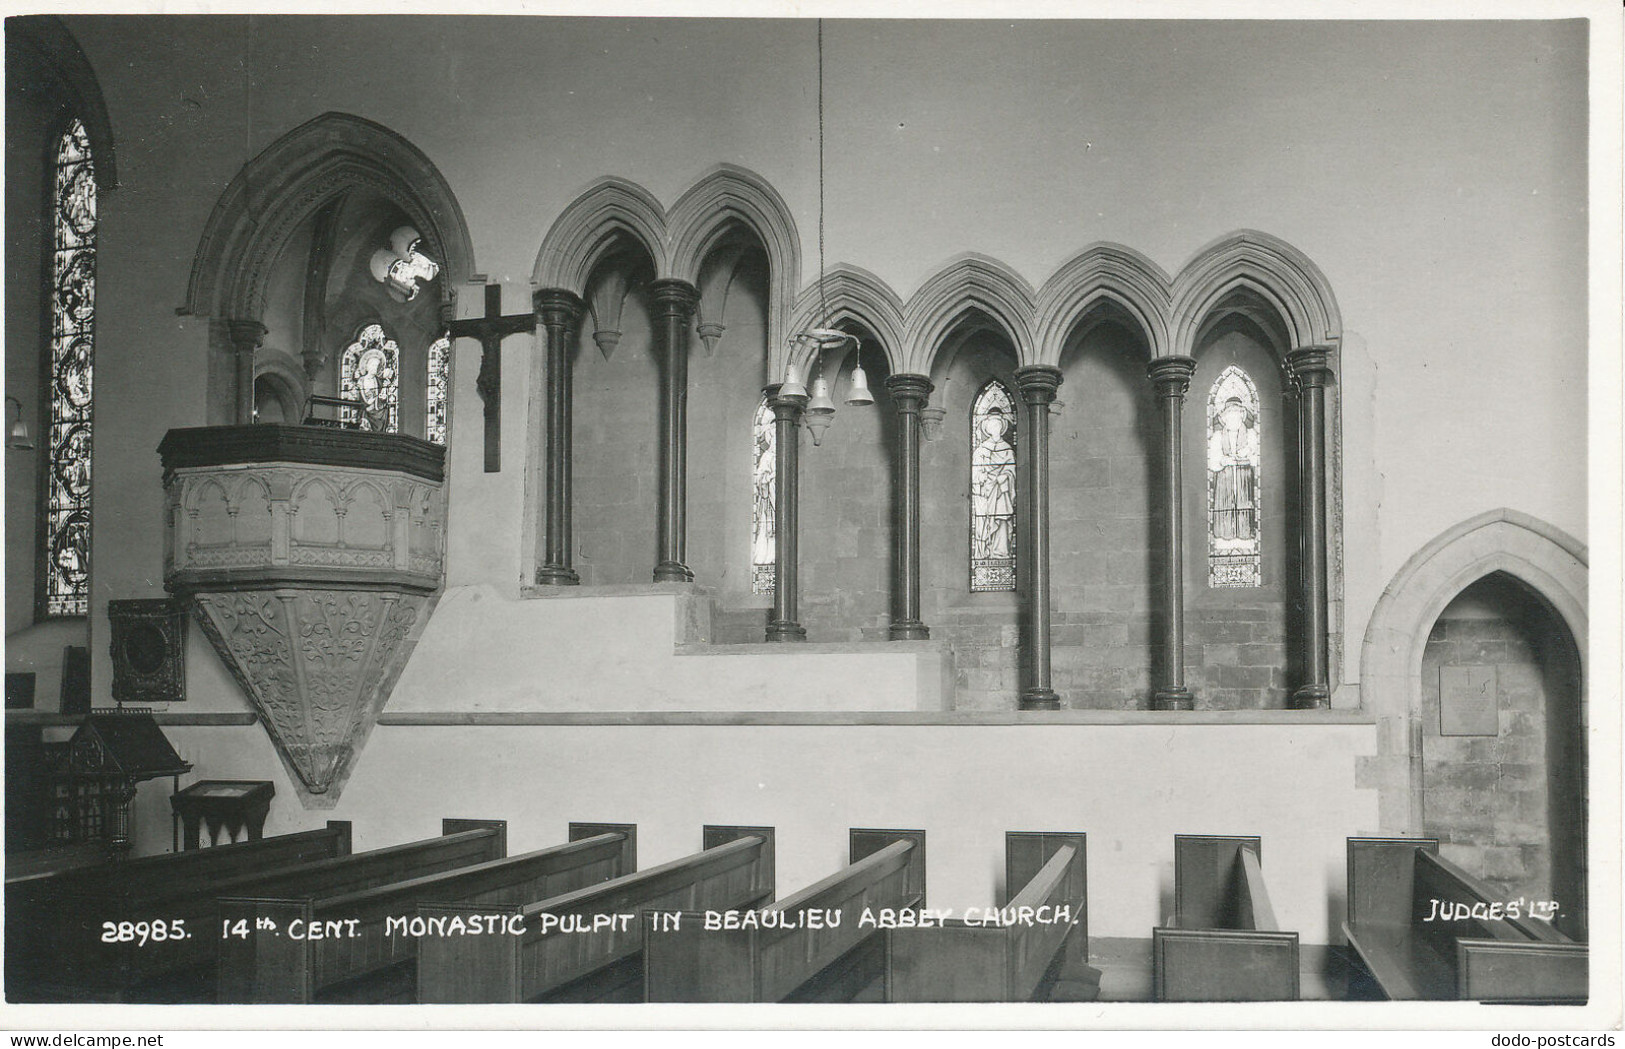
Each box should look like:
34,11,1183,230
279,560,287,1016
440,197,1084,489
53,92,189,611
905,254,1038,376
532,176,670,293
1035,243,1172,365
183,112,474,326
785,264,906,379
1169,230,1342,357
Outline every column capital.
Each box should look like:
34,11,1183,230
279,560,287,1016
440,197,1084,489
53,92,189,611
226,319,267,352
1014,364,1063,404
533,287,586,327
883,372,934,407
1287,346,1336,387
1147,355,1197,397
766,383,809,416
647,278,700,319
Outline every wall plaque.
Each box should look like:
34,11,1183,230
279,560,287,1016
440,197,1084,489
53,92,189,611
1440,664,1498,736
108,599,187,704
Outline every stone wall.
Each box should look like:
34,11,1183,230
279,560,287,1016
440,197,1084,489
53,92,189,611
1419,574,1576,907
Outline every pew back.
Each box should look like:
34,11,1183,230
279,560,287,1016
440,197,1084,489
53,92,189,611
5,822,353,1002
217,826,633,1003
643,828,926,1003
55,820,504,1001
418,825,775,1003
887,831,1089,1003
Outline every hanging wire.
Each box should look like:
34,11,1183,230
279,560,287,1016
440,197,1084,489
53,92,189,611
817,17,827,330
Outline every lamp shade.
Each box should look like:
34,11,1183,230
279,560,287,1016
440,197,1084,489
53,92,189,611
845,364,874,406
806,375,837,416
780,362,807,399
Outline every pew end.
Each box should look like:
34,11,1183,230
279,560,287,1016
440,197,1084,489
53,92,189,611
1456,938,1588,1004
1152,834,1299,1001
888,831,1095,1003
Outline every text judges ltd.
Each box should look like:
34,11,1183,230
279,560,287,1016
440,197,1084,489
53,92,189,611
383,905,1075,938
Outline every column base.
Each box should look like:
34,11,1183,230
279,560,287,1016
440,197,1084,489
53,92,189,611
1150,687,1194,711
534,565,580,586
765,620,807,642
1019,687,1061,711
652,561,694,583
888,620,930,641
1291,683,1331,710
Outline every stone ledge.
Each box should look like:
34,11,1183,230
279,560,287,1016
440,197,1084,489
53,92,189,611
377,709,1376,727
519,582,713,600
674,640,949,657
6,711,258,727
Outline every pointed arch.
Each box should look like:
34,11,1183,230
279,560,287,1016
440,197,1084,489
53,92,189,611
785,264,906,378
905,254,1038,375
532,176,669,292
667,166,801,360
1036,242,1172,363
1360,509,1587,835
1170,230,1342,356
183,112,474,324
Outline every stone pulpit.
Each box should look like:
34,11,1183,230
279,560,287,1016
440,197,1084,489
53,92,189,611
158,425,445,805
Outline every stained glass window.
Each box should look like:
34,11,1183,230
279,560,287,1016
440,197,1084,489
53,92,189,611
425,332,451,445
45,119,96,617
1207,365,1262,588
339,324,400,434
751,397,776,594
970,380,1017,592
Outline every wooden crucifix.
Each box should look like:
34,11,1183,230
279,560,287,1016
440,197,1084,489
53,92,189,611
448,283,536,473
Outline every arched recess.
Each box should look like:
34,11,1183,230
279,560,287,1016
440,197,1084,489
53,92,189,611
786,264,906,380
905,254,1038,376
1035,243,1171,364
532,176,669,293
1360,509,1587,840
1169,231,1345,706
181,113,473,429
183,112,474,325
668,165,800,360
1169,230,1342,356
252,359,305,425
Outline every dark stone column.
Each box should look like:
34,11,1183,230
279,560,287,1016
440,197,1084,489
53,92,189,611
1288,346,1335,709
884,374,933,641
1148,355,1197,711
648,279,700,583
228,319,267,425
1014,365,1062,710
766,384,808,641
534,288,586,586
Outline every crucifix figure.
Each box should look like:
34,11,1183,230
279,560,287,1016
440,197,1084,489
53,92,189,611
447,283,536,472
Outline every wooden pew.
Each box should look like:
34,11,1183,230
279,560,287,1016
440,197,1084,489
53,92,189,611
887,831,1097,1002
1342,837,1587,1003
1151,834,1299,1001
642,828,925,1003
30,819,505,1002
417,825,775,1003
5,821,353,1002
217,822,636,1004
